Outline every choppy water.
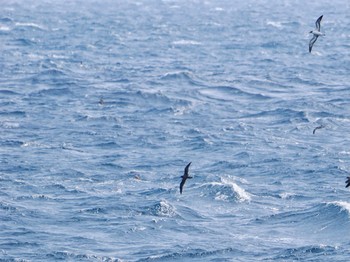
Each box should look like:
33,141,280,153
1,0,350,261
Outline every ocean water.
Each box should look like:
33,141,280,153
1,0,350,261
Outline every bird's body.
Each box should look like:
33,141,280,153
309,15,324,53
180,162,192,194
346,177,350,188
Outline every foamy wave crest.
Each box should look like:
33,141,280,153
326,201,350,217
15,22,47,31
199,177,251,202
172,39,202,45
220,176,251,202
148,200,177,217
266,21,283,29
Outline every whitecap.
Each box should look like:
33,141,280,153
199,177,251,202
149,200,177,217
327,201,350,216
15,22,46,30
266,21,283,29
221,176,252,202
0,25,11,31
172,40,202,46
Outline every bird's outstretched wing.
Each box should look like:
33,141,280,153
184,162,191,176
309,35,318,53
346,177,350,188
315,15,323,31
313,125,324,134
180,178,186,194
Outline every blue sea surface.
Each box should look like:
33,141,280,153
1,0,350,261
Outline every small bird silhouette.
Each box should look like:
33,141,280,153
313,125,325,134
345,177,350,188
180,162,192,194
309,15,324,53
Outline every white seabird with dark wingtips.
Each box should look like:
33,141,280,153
309,15,324,53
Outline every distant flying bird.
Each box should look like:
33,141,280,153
346,177,350,188
309,15,324,53
99,97,104,105
180,162,192,194
313,125,325,134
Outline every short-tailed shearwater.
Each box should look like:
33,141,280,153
180,162,192,194
313,125,325,134
309,15,324,53
346,177,350,188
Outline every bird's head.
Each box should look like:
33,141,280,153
309,30,313,34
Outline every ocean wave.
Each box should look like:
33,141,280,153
30,87,72,97
0,110,26,117
138,247,244,261
326,201,350,218
13,38,37,46
198,176,251,202
199,85,271,102
243,108,309,124
257,201,350,232
159,71,203,86
0,17,13,23
145,200,178,217
266,21,283,29
14,22,47,31
0,89,19,95
172,39,202,46
273,245,337,261
46,251,121,261
0,24,11,31
0,201,17,212
15,194,52,201
0,139,24,147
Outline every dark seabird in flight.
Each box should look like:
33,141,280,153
313,125,325,134
346,177,350,188
309,15,324,53
180,162,192,194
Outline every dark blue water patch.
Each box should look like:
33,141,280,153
0,111,26,117
39,68,66,76
12,38,37,46
137,247,249,262
255,202,350,233
0,239,40,249
0,89,20,95
312,111,349,119
43,183,85,195
74,114,121,124
45,251,119,261
242,108,309,124
80,207,108,215
260,41,282,49
0,17,13,23
138,188,169,197
199,85,272,102
0,201,18,212
0,139,24,147
210,160,249,170
29,87,73,97
272,245,338,261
